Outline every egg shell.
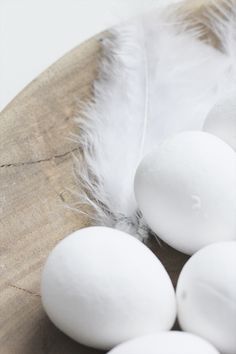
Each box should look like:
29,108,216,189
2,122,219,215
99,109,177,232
176,242,236,354
41,227,176,350
134,131,236,255
203,95,236,150
107,331,219,354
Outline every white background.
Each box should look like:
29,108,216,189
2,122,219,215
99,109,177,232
0,0,180,112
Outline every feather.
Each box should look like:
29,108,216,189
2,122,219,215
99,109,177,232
74,3,231,240
203,0,236,97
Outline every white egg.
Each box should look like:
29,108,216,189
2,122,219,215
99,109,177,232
107,331,219,354
41,227,176,350
134,131,236,255
203,95,236,150
176,242,236,354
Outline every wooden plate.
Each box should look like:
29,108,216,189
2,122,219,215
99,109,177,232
0,1,223,353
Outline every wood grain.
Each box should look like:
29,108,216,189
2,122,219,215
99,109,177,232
0,35,104,354
0,1,226,353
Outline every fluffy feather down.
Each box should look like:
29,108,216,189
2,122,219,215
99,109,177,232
74,2,233,240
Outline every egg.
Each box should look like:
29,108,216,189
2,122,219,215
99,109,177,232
203,95,236,150
107,331,219,354
41,227,176,350
134,131,236,255
176,242,236,354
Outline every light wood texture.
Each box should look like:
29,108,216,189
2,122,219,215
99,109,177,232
0,35,104,354
0,1,226,353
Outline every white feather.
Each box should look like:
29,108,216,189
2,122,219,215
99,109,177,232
74,4,231,240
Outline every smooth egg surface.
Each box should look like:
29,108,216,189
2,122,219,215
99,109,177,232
203,95,236,150
177,242,236,354
41,227,176,350
134,131,236,254
107,331,219,354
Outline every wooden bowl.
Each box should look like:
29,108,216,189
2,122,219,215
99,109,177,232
0,1,225,353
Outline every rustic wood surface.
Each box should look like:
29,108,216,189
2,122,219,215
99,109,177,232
0,1,225,353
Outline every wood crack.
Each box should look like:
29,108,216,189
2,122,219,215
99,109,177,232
0,147,78,169
8,284,41,298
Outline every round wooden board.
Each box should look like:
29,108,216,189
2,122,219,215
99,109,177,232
0,1,225,353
